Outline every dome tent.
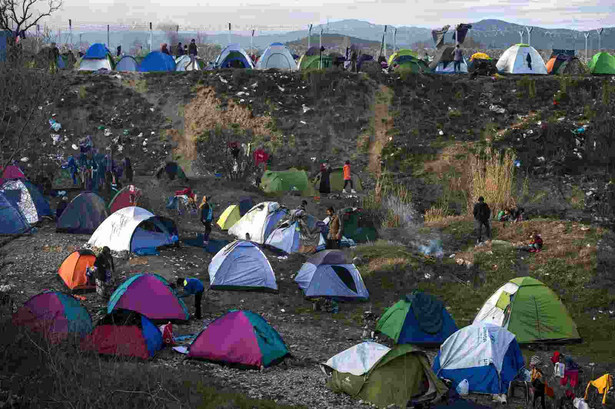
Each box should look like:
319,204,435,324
260,169,314,196
56,192,108,234
265,212,322,255
256,43,297,70
0,179,51,224
58,249,97,290
295,250,369,300
187,310,289,368
588,52,615,75
108,185,141,214
115,55,139,72
214,44,254,69
217,205,241,230
0,192,29,235
228,202,288,244
0,164,26,185
79,43,114,71
208,241,277,292
175,54,200,71
139,51,176,72
376,291,458,346
496,44,547,74
473,276,580,343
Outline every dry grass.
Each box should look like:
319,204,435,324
468,145,516,217
368,85,394,178
363,175,415,228
424,214,472,227
366,257,413,276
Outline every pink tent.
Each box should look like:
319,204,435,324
0,165,26,185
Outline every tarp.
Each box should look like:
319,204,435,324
228,202,288,244
496,44,547,75
260,169,314,196
58,249,97,290
139,51,177,72
115,55,139,72
215,44,254,69
256,43,297,70
0,192,29,235
588,52,615,75
56,192,108,234
217,204,241,230
208,241,277,291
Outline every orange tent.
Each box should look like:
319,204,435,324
58,250,97,290
545,56,557,74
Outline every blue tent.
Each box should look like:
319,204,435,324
433,324,524,394
116,56,139,72
139,51,176,72
208,241,277,291
0,179,51,224
22,181,52,218
56,192,108,234
84,43,110,59
295,250,369,300
0,192,29,235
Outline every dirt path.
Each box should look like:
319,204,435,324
368,85,394,178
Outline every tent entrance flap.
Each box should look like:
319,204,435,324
331,265,357,293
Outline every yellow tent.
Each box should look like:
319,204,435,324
388,49,418,66
470,52,491,61
217,205,241,230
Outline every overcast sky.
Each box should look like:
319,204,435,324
43,0,614,32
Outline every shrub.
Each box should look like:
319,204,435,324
467,145,516,216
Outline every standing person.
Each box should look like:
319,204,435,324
342,160,356,194
188,39,198,69
183,44,188,56
199,195,213,245
530,356,547,409
177,42,184,57
473,196,491,244
453,44,463,73
123,156,133,183
94,247,114,300
176,277,204,319
526,53,533,70
319,161,331,194
326,207,342,249
116,45,122,57
161,43,170,55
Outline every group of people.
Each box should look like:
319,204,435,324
318,160,356,194
527,352,582,409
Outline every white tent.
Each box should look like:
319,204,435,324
208,240,277,291
0,179,38,224
256,43,297,70
214,44,255,69
175,55,200,71
78,57,113,71
323,342,390,376
496,44,547,74
228,202,287,244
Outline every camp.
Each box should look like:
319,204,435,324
255,43,297,70
108,185,141,214
108,273,189,321
228,201,288,244
313,167,363,193
323,342,447,408
56,192,108,234
58,249,97,290
0,164,25,184
376,291,458,345
139,51,177,72
209,240,277,291
432,323,524,395
81,309,163,359
187,310,289,368
298,47,333,70
388,49,429,73
0,192,29,235
588,52,615,75
214,44,254,69
496,44,547,74
468,52,497,73
295,250,369,300
0,179,51,224
430,46,468,74
260,169,314,196
88,206,178,253
473,276,580,343
175,55,200,71
12,291,93,344
546,54,588,75
155,161,187,181
115,55,139,72
265,212,322,254
78,43,114,71
217,204,241,230
357,54,374,71
339,207,378,243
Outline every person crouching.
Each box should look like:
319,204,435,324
176,277,204,320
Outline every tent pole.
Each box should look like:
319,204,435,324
149,22,153,53
319,28,322,69
584,32,589,62
107,25,110,49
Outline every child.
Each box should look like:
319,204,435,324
530,356,547,409
176,277,204,319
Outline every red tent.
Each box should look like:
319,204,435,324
0,165,26,184
108,185,141,214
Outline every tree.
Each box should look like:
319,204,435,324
0,0,62,38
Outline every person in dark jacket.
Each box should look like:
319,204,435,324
116,45,122,57
176,277,204,319
177,42,184,56
473,196,491,243
123,156,133,183
199,195,213,245
326,207,342,249
188,39,198,69
319,161,331,194
526,53,532,70
56,196,69,219
161,43,170,55
94,246,114,299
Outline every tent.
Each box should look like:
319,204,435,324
217,204,241,230
108,273,189,321
58,249,97,290
187,310,289,367
175,54,200,71
81,309,163,359
339,207,378,243
313,167,363,192
79,44,114,71
376,291,457,345
324,342,447,408
546,55,588,75
357,54,374,71
432,323,525,395
108,185,141,214
239,197,253,216
208,241,277,291
496,44,547,75
473,276,580,343
429,46,468,74
12,291,93,344
256,43,297,70
88,206,178,253
588,52,615,75
215,44,254,69
295,250,369,300
0,179,52,224
388,49,418,67
468,52,496,73
139,51,177,72
115,55,139,72
155,161,187,181
0,164,25,185
84,43,110,59
56,192,108,234
298,54,333,70
388,49,429,73
265,212,322,254
0,192,29,235
260,169,314,196
228,201,288,244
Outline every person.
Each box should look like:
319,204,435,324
351,50,358,73
161,43,170,55
530,356,547,409
293,200,307,219
199,195,213,245
527,53,533,70
177,42,184,57
183,44,188,55
511,206,525,222
473,196,491,244
519,232,543,253
319,161,331,194
326,207,342,249
56,196,68,219
497,208,512,222
67,155,78,185
123,156,133,183
176,277,204,319
116,45,122,57
454,44,463,73
188,39,198,69
94,247,114,300
343,160,356,194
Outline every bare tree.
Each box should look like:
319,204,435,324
0,0,62,38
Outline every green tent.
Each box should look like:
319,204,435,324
299,54,333,70
588,52,615,75
325,343,447,408
155,162,187,181
53,168,76,189
388,50,429,73
260,169,314,196
339,207,377,243
313,168,362,192
474,276,581,343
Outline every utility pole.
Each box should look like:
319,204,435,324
319,27,323,69
518,30,524,44
69,19,72,50
107,25,110,49
597,28,603,51
525,26,533,46
393,28,397,53
307,24,312,50
228,23,231,45
584,31,590,62
383,25,387,59
149,22,153,52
